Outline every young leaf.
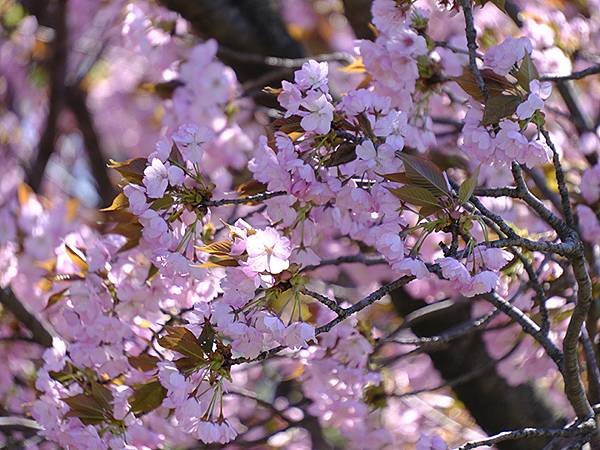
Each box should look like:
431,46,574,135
150,195,174,211
63,394,110,425
338,57,365,73
388,186,441,208
458,165,480,204
129,380,167,416
157,326,206,361
45,288,69,310
108,158,147,185
128,354,160,372
89,380,113,411
198,322,216,354
323,143,357,167
379,172,411,184
174,356,201,374
454,69,485,103
64,245,89,274
515,53,539,91
236,180,267,196
196,258,239,268
482,94,521,125
397,153,450,198
418,205,443,219
100,192,129,212
196,240,232,256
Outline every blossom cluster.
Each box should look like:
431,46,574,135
2,0,600,449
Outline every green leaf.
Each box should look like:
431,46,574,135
157,326,206,362
196,240,232,256
150,195,174,211
515,53,539,91
482,94,521,125
145,264,159,283
458,166,480,204
397,153,450,198
490,0,506,11
100,192,129,212
64,245,89,273
388,186,441,208
196,257,239,268
129,380,167,416
128,354,160,372
454,69,485,103
174,356,201,375
418,205,442,219
89,380,113,411
323,143,357,167
108,158,147,185
379,172,411,184
198,322,215,354
475,0,505,11
45,288,69,310
63,393,110,425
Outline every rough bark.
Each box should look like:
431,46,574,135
391,288,564,450
159,0,305,81
66,87,116,207
26,0,67,192
342,0,374,39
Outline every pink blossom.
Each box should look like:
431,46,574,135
142,158,184,198
283,322,315,349
462,271,499,297
172,123,213,164
294,60,329,92
484,36,533,75
123,184,148,215
436,257,471,284
278,81,303,116
300,91,334,134
577,205,600,244
245,227,291,274
581,164,600,204
417,434,448,450
42,338,67,372
158,362,194,408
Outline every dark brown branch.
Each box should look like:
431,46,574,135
342,0,373,39
482,292,564,369
454,419,596,450
203,190,286,207
66,87,116,207
391,288,564,450
26,0,68,192
459,0,487,98
159,0,304,82
540,65,600,82
0,416,42,433
0,288,54,347
391,339,521,398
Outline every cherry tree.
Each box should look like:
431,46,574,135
1,0,600,449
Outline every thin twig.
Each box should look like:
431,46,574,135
453,418,596,450
203,191,286,207
540,65,600,82
459,0,487,98
0,288,55,348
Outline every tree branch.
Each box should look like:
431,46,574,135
66,87,117,207
26,0,68,192
0,288,54,348
459,0,487,98
540,65,600,82
454,418,596,450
